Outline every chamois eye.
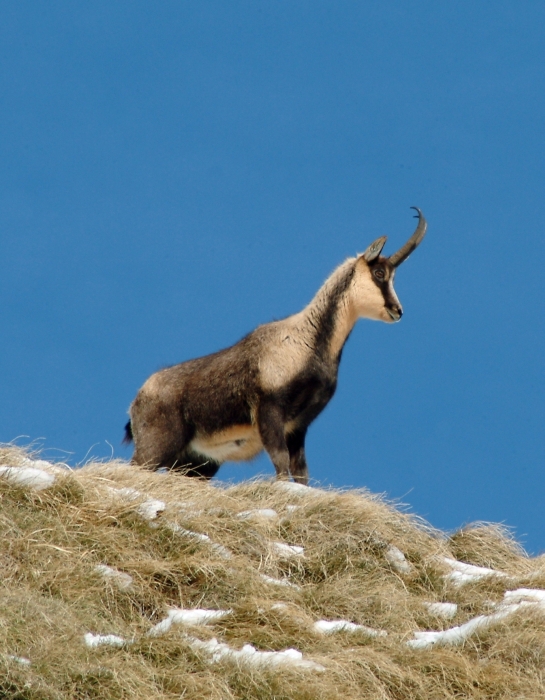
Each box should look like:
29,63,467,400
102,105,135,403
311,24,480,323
374,268,385,280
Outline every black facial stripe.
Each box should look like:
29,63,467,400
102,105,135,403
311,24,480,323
383,284,399,308
370,259,398,307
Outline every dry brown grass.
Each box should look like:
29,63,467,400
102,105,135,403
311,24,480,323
1,444,545,699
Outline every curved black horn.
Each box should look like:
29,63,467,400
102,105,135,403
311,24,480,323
388,207,427,268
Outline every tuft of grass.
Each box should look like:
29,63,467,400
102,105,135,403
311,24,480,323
448,522,530,572
1,445,545,699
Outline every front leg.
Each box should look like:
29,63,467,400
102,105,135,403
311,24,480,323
257,400,290,480
286,429,309,485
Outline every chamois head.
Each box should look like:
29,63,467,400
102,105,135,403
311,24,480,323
352,207,427,323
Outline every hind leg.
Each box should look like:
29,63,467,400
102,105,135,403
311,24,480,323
130,396,190,471
129,396,221,478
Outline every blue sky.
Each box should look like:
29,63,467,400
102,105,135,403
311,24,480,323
1,2,544,552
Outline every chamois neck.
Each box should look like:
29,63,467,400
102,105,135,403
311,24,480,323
301,259,358,361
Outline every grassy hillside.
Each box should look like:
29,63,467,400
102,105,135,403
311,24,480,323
1,445,545,699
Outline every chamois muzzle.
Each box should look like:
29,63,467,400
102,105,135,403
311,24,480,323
388,207,427,268
387,305,403,322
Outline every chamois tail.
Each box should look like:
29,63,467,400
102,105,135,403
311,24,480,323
122,420,133,445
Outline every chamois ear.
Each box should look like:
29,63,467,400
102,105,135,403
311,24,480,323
361,236,387,263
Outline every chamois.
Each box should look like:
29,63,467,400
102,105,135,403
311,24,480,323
124,208,427,484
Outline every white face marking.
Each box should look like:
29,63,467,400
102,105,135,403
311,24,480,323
352,260,399,323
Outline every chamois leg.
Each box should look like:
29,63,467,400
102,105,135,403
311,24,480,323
132,425,187,470
286,430,309,486
257,401,290,480
130,400,190,471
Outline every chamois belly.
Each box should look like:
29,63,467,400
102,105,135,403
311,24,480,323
189,425,263,463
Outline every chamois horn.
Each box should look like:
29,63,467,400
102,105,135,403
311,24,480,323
388,207,427,268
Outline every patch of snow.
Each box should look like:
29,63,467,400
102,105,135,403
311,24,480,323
407,608,517,650
442,557,508,586
425,602,458,619
167,523,232,558
238,508,278,520
274,481,321,497
7,655,31,665
18,457,70,474
385,546,412,574
84,633,128,648
19,457,56,471
148,608,232,637
314,620,387,637
272,542,304,557
0,466,56,491
408,587,545,649
95,564,133,590
169,523,212,542
210,543,232,559
285,505,300,513
189,636,325,671
260,574,301,590
503,588,545,604
109,487,165,520
137,498,166,520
